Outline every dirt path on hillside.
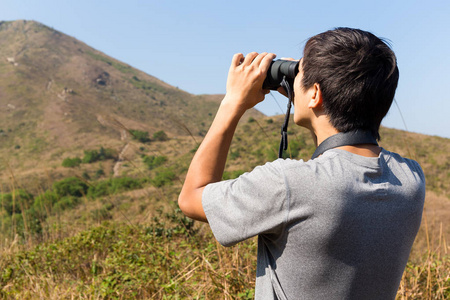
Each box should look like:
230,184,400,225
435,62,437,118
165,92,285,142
113,143,130,177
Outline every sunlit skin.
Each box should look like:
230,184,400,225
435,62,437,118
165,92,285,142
178,52,381,222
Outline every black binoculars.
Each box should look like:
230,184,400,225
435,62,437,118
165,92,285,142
263,59,299,90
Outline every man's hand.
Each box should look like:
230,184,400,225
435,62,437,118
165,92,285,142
222,52,276,114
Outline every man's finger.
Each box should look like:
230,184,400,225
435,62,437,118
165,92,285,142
251,52,268,66
260,53,277,72
242,52,259,66
231,53,244,67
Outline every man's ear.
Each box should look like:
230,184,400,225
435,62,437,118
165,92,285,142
307,83,323,109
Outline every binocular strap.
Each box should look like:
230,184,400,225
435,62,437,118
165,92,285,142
311,130,378,159
278,77,293,158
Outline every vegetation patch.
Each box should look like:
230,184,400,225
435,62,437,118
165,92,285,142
86,50,135,74
151,170,176,188
152,130,169,141
82,147,117,164
142,155,167,170
62,157,82,168
129,129,151,144
130,76,166,93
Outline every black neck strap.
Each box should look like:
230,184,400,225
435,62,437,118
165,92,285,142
278,77,293,158
311,130,378,160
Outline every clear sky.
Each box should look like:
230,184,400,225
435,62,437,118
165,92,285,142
1,0,449,138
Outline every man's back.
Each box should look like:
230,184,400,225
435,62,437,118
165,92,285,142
203,149,425,299
179,28,424,299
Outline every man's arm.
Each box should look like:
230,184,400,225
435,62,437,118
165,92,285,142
178,52,276,222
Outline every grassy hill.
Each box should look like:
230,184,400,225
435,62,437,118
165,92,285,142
0,20,448,299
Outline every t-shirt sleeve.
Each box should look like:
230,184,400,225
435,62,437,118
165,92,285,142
202,160,289,247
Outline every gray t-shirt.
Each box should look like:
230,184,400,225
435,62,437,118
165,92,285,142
202,148,425,300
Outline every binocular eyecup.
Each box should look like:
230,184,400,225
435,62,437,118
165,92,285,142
263,59,299,90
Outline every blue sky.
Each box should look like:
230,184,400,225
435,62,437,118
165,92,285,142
1,0,449,138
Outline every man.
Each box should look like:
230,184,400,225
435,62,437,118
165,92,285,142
178,28,425,299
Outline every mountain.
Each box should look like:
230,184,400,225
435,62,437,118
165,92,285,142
0,20,262,179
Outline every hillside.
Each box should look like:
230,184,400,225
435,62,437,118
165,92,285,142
0,20,262,181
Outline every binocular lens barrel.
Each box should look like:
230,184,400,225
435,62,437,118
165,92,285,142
263,60,299,90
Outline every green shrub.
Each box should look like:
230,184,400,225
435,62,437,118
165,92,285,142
53,177,88,198
0,189,34,215
152,130,168,141
82,171,91,180
83,149,100,163
88,180,110,198
32,190,59,216
88,177,142,198
151,170,176,187
129,129,151,143
142,155,167,170
62,157,82,167
95,168,105,178
109,177,142,194
82,147,116,163
53,196,81,212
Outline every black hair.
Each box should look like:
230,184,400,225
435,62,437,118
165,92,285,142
301,27,399,140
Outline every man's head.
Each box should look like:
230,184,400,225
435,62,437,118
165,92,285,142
299,27,399,140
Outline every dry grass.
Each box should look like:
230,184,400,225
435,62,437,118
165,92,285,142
0,186,448,299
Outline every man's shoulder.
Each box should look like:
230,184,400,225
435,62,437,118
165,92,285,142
381,148,424,173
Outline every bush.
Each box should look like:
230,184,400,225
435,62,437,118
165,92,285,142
53,177,88,198
62,157,82,168
129,129,151,143
152,130,168,141
82,147,116,163
98,147,116,160
82,171,91,180
32,190,59,216
109,177,142,194
88,180,110,198
83,149,100,163
0,189,34,215
53,196,81,212
142,155,167,170
151,170,176,187
88,177,142,199
95,168,105,178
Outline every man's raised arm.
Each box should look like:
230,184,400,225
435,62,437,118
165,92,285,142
178,52,276,222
